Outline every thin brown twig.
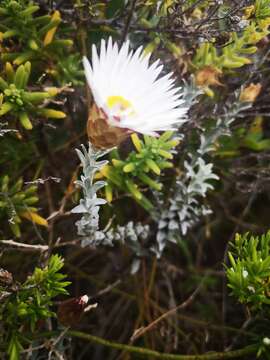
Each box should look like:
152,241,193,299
94,279,122,298
0,239,48,252
130,275,206,343
121,0,138,44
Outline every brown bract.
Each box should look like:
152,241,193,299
57,295,89,327
240,83,262,103
87,104,130,149
195,66,223,87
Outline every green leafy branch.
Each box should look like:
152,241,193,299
0,2,73,64
0,175,48,237
1,254,70,360
254,0,270,19
97,131,179,210
0,61,65,130
193,3,270,71
226,231,270,312
0,0,83,85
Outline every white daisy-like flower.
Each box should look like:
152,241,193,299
83,37,188,145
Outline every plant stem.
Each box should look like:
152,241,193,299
121,0,137,43
74,0,91,105
0,239,48,252
64,330,256,360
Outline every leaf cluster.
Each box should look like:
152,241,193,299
0,0,83,85
98,131,179,211
192,2,270,93
0,254,70,360
226,231,270,312
254,0,270,19
0,61,65,130
0,175,47,237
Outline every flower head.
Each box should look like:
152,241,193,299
83,38,188,148
239,83,262,103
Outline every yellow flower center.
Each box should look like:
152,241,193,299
106,95,134,118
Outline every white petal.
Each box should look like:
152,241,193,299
83,38,188,135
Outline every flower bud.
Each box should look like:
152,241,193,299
57,295,89,327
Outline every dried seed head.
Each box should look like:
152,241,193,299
87,104,129,149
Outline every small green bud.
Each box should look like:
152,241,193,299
12,178,23,192
159,161,173,169
138,173,162,191
13,52,33,65
16,98,24,106
24,196,39,205
10,222,21,237
39,18,61,36
20,5,39,17
146,159,160,175
228,252,236,267
0,77,8,91
0,102,13,116
23,91,50,103
158,149,173,159
12,193,26,202
123,163,135,173
112,159,125,168
1,175,9,192
163,139,180,149
125,179,142,200
17,305,28,317
38,108,66,118
5,62,15,83
3,30,18,39
19,112,33,130
28,39,39,50
49,39,73,47
24,185,38,195
45,87,59,96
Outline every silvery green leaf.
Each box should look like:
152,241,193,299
130,259,141,274
168,219,179,230
155,152,218,252
86,198,106,208
75,149,86,166
95,160,108,167
181,222,189,235
91,181,107,193
158,219,167,229
71,204,87,213
72,143,109,245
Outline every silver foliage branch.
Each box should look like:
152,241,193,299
72,144,150,253
155,95,251,256
105,221,150,255
155,156,218,256
71,143,109,247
